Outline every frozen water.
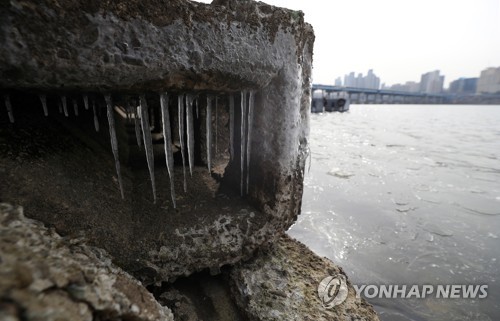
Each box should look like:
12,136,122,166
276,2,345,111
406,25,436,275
229,94,235,160
124,101,131,121
61,96,68,117
4,94,14,123
196,97,199,119
92,100,99,132
104,94,124,199
206,95,212,172
83,94,89,110
73,99,79,116
240,91,247,196
186,93,195,176
215,96,218,154
39,94,48,116
139,95,157,203
133,105,142,150
178,94,187,192
160,93,176,208
246,91,255,194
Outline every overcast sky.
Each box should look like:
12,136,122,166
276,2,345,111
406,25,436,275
196,0,500,87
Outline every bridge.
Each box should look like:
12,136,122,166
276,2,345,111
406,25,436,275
312,84,447,104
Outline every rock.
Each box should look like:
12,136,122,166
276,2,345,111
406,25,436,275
156,273,246,321
0,0,314,284
229,234,380,321
0,203,174,321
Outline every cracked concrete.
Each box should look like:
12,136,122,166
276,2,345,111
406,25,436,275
0,0,314,284
0,203,174,321
230,235,380,321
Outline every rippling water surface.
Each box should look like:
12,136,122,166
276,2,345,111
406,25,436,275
288,105,500,320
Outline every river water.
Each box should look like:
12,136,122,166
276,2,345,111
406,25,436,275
288,104,500,321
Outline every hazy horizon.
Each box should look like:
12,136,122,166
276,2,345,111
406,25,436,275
195,0,500,87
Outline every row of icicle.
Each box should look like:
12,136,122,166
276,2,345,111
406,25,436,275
3,91,255,206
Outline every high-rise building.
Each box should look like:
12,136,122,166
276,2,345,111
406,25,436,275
449,78,478,94
406,81,420,92
342,70,380,89
389,81,420,92
356,73,364,88
420,70,444,93
344,72,356,87
477,67,500,94
365,69,381,89
334,77,342,86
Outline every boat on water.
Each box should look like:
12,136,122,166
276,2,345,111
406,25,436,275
311,96,350,113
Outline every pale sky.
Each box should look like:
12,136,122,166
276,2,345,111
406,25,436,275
195,0,500,87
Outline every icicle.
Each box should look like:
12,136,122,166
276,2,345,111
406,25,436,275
229,94,235,160
92,100,99,132
104,94,124,199
39,94,48,116
215,96,218,154
246,91,255,194
126,102,132,122
306,145,312,173
178,94,187,192
83,94,89,110
206,95,212,173
124,101,130,121
61,96,68,117
186,93,195,176
140,95,157,203
160,93,176,208
150,105,155,131
134,105,142,150
195,98,199,119
240,90,247,196
4,95,14,123
73,99,79,116
58,102,63,114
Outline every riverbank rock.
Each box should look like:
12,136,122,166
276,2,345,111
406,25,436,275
0,0,314,284
0,203,174,321
229,234,380,321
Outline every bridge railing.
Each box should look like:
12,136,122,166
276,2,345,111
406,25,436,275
312,84,445,98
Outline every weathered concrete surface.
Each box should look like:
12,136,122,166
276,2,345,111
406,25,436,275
230,235,380,321
0,0,314,284
0,2,381,320
0,0,311,93
0,203,174,321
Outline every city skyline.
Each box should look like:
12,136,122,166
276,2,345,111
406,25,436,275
333,68,443,91
195,0,500,87
332,66,500,95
